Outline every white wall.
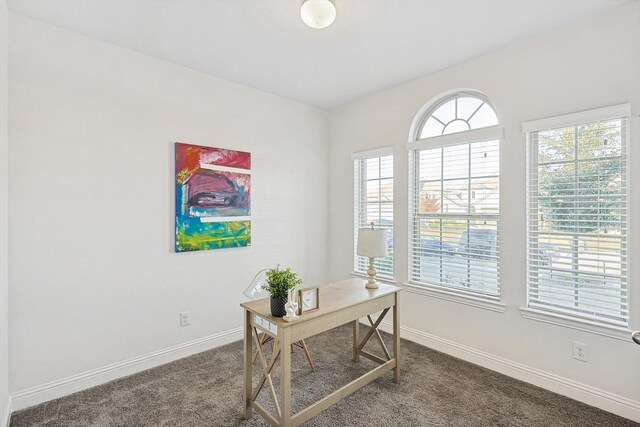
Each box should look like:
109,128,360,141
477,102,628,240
8,13,328,401
329,1,640,420
0,1,10,425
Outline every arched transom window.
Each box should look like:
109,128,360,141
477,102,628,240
409,91,502,299
418,93,499,139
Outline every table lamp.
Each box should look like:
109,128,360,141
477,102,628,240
356,223,388,289
243,268,270,300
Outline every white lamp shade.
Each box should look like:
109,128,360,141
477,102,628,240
300,0,336,29
357,228,388,258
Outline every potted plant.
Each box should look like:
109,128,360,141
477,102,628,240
262,265,302,317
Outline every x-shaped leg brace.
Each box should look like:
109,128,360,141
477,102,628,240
251,327,281,418
355,308,392,365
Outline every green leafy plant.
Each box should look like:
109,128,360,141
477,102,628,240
262,265,302,298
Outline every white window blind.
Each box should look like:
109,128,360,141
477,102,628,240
353,153,393,278
409,140,500,296
526,113,629,327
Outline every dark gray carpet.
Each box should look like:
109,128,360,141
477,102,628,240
10,324,638,426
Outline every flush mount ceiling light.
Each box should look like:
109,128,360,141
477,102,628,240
300,0,336,29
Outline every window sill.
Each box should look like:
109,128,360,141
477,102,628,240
403,282,506,313
519,307,633,342
350,272,397,285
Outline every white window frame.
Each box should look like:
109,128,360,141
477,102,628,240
520,103,633,340
352,147,395,281
407,90,505,311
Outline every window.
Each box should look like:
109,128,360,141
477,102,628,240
409,92,501,297
353,149,393,278
419,95,499,138
525,105,630,327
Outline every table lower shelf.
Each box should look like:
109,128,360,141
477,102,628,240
290,358,396,426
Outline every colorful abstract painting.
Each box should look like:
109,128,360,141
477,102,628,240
175,142,251,252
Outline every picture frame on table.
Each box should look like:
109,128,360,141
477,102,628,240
298,286,320,314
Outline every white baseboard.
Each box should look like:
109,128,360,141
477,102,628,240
1,395,11,427
378,320,640,423
10,326,243,412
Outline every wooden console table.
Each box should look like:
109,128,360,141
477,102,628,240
241,278,402,427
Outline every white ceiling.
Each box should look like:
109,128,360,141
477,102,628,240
7,0,631,110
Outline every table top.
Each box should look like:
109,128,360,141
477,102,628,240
240,278,402,328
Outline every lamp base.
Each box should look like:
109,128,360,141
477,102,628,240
365,257,379,289
365,281,379,289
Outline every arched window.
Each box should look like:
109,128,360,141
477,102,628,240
408,90,502,299
418,94,499,139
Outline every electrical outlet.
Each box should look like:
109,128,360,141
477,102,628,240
573,341,588,362
180,311,191,327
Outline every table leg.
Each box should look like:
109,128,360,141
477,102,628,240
280,326,292,426
244,310,253,419
300,340,315,371
353,319,360,362
393,293,400,384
